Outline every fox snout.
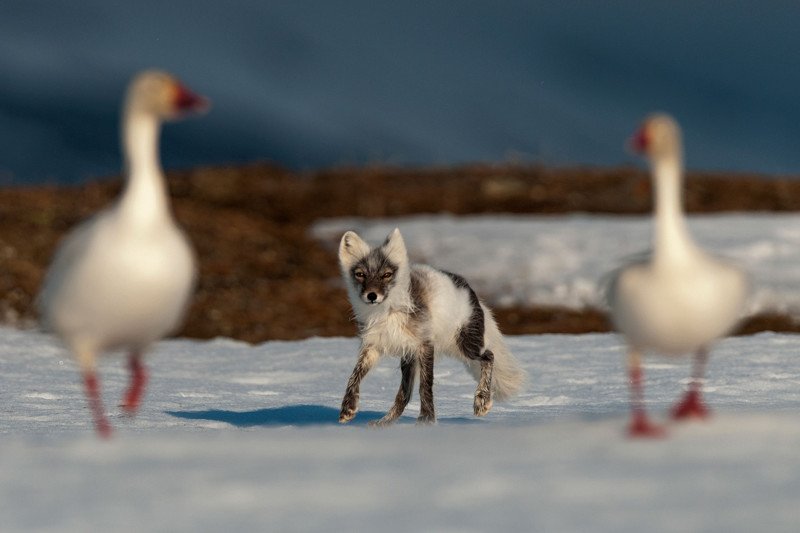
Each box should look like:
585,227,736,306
361,288,386,305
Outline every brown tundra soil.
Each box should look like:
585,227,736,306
2,162,799,342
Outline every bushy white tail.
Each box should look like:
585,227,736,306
488,333,526,402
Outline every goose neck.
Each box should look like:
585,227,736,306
652,155,695,263
119,108,169,221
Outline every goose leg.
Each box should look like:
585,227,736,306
83,371,111,439
122,351,148,415
627,348,665,438
671,347,710,420
75,344,111,438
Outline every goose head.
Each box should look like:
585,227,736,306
124,70,209,120
629,113,682,164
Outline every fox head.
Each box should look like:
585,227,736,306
338,228,410,308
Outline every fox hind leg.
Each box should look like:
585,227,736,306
472,350,494,416
458,333,494,416
452,285,494,417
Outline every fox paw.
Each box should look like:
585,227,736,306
473,391,493,417
339,407,357,424
416,414,436,425
368,417,396,428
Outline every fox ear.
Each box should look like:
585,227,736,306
339,231,371,269
382,227,408,265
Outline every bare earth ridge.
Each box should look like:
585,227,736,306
2,163,799,342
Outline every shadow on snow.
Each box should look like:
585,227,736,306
166,404,482,427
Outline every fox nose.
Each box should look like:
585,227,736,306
367,292,378,302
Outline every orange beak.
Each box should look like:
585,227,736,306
628,125,649,153
172,82,210,113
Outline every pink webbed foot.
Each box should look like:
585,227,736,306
671,390,710,420
628,411,667,439
95,417,112,439
121,356,148,416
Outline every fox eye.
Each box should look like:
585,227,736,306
381,271,394,280
353,271,365,280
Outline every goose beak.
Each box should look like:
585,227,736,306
172,82,210,114
628,125,649,154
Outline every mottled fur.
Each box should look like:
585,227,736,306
338,228,526,425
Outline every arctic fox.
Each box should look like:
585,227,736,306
338,228,526,425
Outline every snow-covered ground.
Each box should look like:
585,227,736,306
314,212,800,315
2,324,800,532
3,213,800,531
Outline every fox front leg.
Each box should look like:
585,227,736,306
370,355,417,427
339,345,379,423
417,342,436,424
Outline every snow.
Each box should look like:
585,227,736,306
3,212,800,531
2,324,800,532
313,212,800,315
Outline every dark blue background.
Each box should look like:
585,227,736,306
2,1,798,184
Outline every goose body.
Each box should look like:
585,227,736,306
610,244,747,355
39,70,208,436
607,113,748,437
40,203,195,353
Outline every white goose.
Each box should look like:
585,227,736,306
39,70,208,437
607,113,748,437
